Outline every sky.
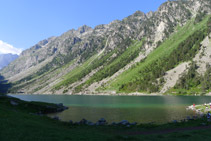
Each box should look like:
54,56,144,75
0,0,167,55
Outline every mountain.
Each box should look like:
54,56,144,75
1,0,211,95
0,54,18,70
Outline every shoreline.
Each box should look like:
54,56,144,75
8,93,164,96
8,92,211,96
2,95,211,140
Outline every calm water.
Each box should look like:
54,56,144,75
9,95,211,124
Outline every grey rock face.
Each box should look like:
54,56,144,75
0,0,210,94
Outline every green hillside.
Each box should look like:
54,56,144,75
53,39,144,92
105,16,210,93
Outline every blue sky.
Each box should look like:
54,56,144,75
0,0,167,54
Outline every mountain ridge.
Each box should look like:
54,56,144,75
0,53,18,70
1,0,211,95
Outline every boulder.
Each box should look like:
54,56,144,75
110,122,117,126
130,122,137,126
87,121,95,126
10,100,19,106
96,118,107,125
98,118,106,123
74,122,80,125
52,116,60,120
79,118,88,125
119,120,130,125
57,103,63,106
172,120,177,123
63,106,68,110
96,121,106,126
69,120,73,124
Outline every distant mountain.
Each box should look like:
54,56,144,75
1,0,211,95
0,54,18,70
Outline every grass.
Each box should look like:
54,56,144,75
74,40,144,91
2,96,211,140
53,39,143,92
167,84,205,95
103,40,144,70
53,53,101,90
194,104,211,113
105,16,210,92
195,105,207,112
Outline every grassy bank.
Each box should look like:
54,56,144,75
1,96,211,140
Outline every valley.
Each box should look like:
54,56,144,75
0,0,211,95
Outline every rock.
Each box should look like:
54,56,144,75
57,103,63,106
55,103,68,111
120,120,128,123
111,122,117,126
56,105,68,112
98,118,106,123
10,100,19,106
0,54,18,71
2,0,211,96
87,121,95,126
63,106,68,110
56,108,62,112
119,120,129,125
95,122,100,126
193,116,198,119
79,119,88,125
69,120,73,124
126,125,131,128
130,122,137,126
74,122,80,125
96,121,106,126
172,120,177,123
96,118,107,125
53,116,60,120
186,116,191,120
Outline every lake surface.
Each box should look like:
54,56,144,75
9,95,211,124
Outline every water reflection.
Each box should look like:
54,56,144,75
10,95,211,124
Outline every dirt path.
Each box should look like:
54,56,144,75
126,125,211,135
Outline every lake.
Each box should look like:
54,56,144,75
9,95,211,124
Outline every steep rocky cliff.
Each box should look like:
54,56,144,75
1,0,211,95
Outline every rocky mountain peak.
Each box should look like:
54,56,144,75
146,11,154,19
0,53,18,70
125,10,146,21
37,36,56,47
133,10,145,17
77,25,93,34
1,0,211,95
20,36,56,56
94,24,108,30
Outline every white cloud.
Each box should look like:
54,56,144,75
0,40,22,55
